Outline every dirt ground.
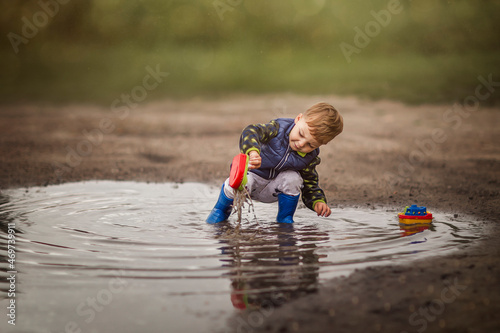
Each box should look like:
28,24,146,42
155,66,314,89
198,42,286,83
1,94,499,332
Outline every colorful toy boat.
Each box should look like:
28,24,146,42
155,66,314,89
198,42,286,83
398,204,433,225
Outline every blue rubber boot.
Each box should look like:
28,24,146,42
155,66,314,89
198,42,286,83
206,185,233,224
276,193,300,224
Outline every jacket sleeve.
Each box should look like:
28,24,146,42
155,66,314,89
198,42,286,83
239,120,280,154
299,156,327,211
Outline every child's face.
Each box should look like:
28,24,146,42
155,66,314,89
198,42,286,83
289,114,321,154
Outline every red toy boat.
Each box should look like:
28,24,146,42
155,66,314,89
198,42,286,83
398,205,433,225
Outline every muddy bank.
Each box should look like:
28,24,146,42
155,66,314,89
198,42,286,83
1,94,499,332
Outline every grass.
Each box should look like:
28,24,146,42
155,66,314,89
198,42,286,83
1,42,499,106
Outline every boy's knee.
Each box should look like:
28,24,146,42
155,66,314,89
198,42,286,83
277,171,302,196
223,178,235,199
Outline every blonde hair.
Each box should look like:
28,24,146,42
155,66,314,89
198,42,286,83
304,102,343,145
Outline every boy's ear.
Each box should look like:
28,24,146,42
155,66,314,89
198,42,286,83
294,113,303,124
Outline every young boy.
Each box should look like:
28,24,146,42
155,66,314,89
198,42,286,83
206,102,343,224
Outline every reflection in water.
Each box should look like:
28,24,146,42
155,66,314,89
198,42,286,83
215,222,328,310
399,224,432,237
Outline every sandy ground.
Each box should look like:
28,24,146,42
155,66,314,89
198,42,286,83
1,94,499,332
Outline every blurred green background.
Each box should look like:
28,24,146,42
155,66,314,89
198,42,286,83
1,0,499,105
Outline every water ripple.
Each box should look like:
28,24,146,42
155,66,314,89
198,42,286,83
0,181,482,333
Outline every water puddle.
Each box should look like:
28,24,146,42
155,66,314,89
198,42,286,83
0,181,482,333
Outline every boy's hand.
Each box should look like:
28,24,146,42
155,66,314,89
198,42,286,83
314,202,331,217
248,151,261,169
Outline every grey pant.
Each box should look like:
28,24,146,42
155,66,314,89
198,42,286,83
223,170,302,202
